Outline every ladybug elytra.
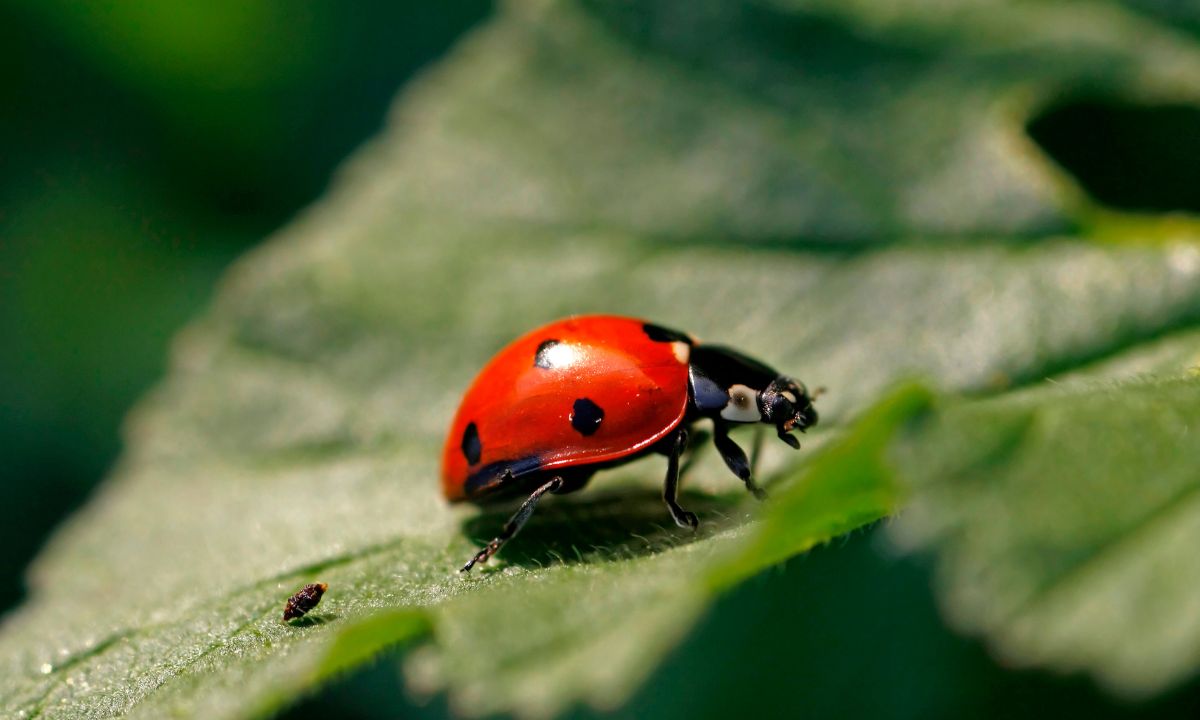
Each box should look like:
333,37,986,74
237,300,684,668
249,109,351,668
442,315,820,571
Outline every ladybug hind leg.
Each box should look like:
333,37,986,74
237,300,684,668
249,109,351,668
663,428,699,530
713,422,768,501
461,476,564,572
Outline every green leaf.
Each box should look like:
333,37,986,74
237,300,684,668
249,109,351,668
4,1,1200,718
889,363,1200,699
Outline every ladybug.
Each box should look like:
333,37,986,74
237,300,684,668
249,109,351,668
443,315,820,571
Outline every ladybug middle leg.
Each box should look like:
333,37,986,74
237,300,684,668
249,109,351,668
677,427,710,480
461,476,564,572
663,428,699,530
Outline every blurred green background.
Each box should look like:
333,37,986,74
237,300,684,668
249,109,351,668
4,2,1200,718
0,0,491,613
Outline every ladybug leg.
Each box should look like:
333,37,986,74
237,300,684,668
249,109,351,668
663,429,699,530
461,476,564,572
677,427,710,479
748,424,765,479
713,423,768,500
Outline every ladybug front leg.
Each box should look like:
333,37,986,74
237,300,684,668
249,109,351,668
713,423,768,500
663,428,699,530
461,476,564,572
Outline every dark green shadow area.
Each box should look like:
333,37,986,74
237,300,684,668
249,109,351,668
1029,98,1200,215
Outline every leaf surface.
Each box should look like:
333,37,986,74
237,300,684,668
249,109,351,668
4,1,1200,717
891,367,1200,698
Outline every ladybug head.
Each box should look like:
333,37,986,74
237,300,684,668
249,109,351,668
760,377,820,449
688,345,821,447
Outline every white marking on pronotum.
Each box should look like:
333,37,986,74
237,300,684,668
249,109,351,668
781,390,798,404
720,384,761,422
671,341,690,364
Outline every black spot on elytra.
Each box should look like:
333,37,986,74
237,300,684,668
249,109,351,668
461,422,482,465
571,398,604,436
534,339,561,369
643,323,692,345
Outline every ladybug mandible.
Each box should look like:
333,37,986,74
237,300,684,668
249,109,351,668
443,315,820,571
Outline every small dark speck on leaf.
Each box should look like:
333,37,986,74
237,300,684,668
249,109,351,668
283,582,329,623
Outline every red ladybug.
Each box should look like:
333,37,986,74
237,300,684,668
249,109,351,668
443,315,820,571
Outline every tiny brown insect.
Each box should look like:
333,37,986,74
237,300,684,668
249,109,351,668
282,582,328,622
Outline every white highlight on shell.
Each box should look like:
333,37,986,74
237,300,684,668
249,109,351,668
671,341,690,364
720,384,762,422
543,342,580,368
